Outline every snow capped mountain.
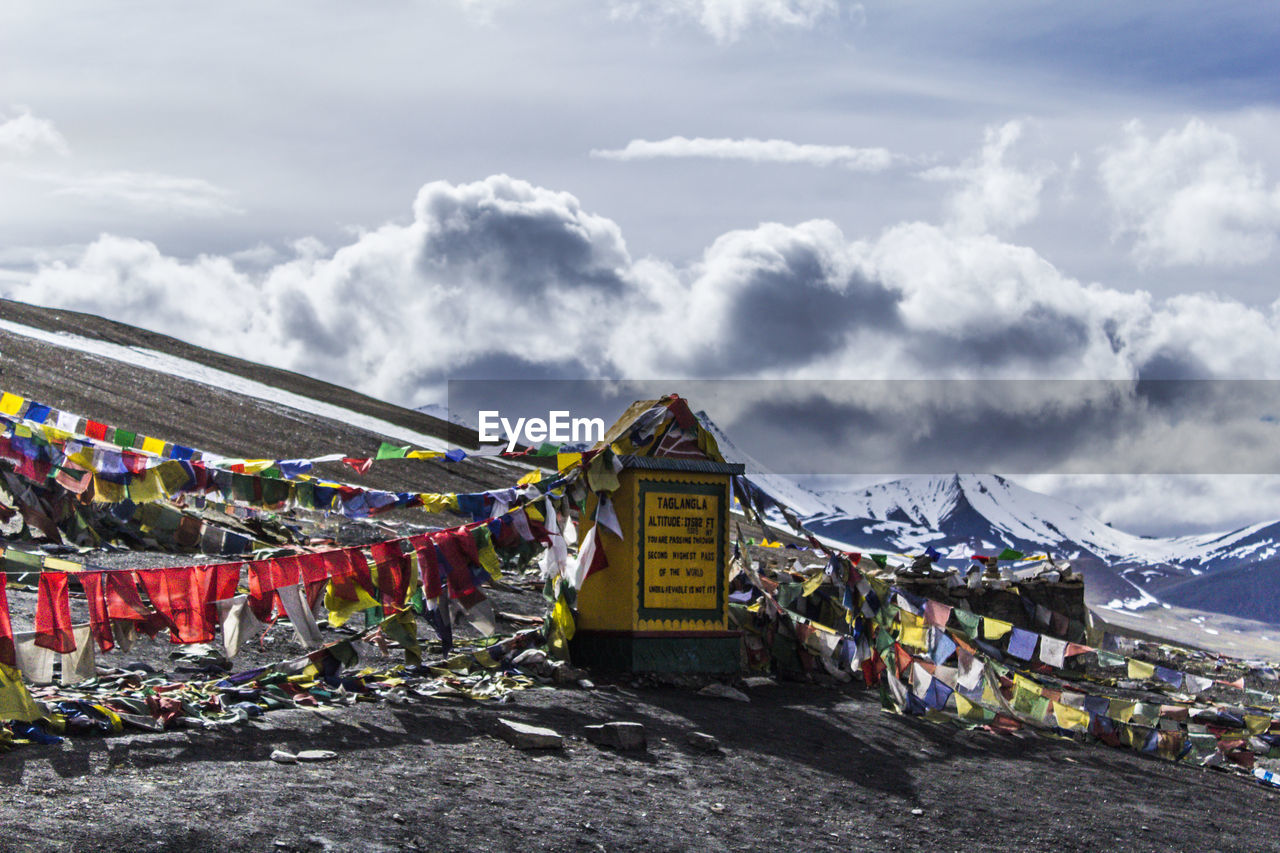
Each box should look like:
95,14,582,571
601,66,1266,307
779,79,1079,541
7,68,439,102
802,472,1280,626
809,473,1166,563
807,472,1280,570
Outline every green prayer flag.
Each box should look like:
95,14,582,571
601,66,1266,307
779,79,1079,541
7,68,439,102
376,442,409,460
952,608,981,635
996,548,1025,561
871,554,888,568
1097,650,1126,668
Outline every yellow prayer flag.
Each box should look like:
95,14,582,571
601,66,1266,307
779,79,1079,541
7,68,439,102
1245,715,1271,735
547,596,576,659
899,612,927,650
760,538,783,549
0,663,44,722
0,393,24,416
556,452,583,472
140,436,167,456
155,461,191,495
1127,659,1156,680
127,469,164,503
91,476,127,503
1053,702,1089,731
1013,674,1042,695
40,425,72,442
1108,699,1136,723
477,536,502,581
323,580,380,628
982,617,1013,640
419,493,456,514
800,571,825,596
517,469,542,487
406,450,444,459
242,459,275,474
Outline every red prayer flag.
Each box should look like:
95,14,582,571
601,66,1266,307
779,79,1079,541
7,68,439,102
246,560,277,623
414,540,444,600
370,540,410,611
297,552,331,607
138,567,217,644
35,571,76,653
325,548,375,604
80,572,116,652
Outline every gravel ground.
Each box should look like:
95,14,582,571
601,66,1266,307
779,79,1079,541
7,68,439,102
0,574,1274,853
0,672,1275,853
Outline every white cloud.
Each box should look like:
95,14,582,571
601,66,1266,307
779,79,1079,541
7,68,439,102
9,165,1280,407
920,120,1055,236
610,0,838,43
0,106,69,157
6,175,631,403
591,136,894,171
1019,474,1280,538
1100,118,1280,267
48,170,241,217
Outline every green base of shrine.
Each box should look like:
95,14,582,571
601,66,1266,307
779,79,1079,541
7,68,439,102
570,631,742,674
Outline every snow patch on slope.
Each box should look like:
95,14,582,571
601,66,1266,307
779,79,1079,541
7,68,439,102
0,319,450,450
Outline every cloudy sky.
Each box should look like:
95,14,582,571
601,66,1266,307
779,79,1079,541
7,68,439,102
3,1,1280,534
